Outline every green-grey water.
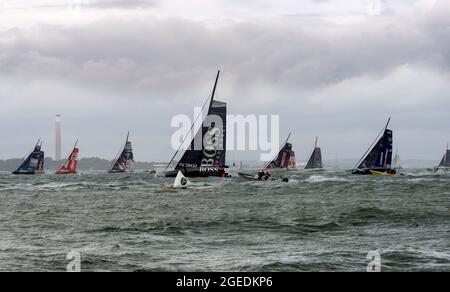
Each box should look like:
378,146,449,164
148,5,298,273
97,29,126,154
0,169,449,272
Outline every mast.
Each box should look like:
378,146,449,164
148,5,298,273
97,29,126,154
165,70,221,171
210,70,220,108
384,117,391,131
285,132,291,145
315,136,318,149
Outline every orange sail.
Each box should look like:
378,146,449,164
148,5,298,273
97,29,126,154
56,142,79,175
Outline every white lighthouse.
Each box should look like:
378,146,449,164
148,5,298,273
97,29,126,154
55,115,62,161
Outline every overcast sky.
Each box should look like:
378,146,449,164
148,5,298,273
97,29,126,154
0,0,449,163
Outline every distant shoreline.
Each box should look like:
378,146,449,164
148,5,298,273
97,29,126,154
0,157,167,172
0,157,439,172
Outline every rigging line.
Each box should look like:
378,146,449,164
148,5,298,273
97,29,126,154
165,71,221,171
164,72,220,171
164,91,213,171
164,70,220,171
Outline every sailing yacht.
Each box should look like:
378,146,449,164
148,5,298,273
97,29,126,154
162,71,228,178
238,134,293,180
263,133,294,173
305,137,323,170
12,140,45,175
352,118,396,176
108,133,134,173
434,144,450,172
56,140,79,175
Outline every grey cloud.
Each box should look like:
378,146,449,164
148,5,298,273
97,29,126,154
88,0,158,9
0,1,450,161
1,9,449,96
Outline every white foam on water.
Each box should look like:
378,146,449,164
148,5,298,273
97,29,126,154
304,175,349,183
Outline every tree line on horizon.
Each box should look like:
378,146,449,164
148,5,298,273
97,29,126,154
0,157,164,171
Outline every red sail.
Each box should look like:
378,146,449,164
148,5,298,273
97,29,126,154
288,151,297,170
56,148,79,175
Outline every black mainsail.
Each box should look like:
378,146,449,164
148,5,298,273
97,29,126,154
437,144,450,168
265,133,293,171
352,118,396,175
305,137,323,170
108,133,134,173
163,71,228,178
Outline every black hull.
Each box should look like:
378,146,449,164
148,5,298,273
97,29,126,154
163,167,228,178
12,171,36,175
238,172,260,181
238,172,288,182
352,169,396,175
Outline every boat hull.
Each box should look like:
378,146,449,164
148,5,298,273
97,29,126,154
238,172,262,181
12,171,36,175
352,169,396,176
108,170,133,174
304,167,325,172
163,167,228,178
56,170,77,175
263,168,288,175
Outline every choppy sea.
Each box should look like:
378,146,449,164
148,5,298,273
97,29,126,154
0,169,449,272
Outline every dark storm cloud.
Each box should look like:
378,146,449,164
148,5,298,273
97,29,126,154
0,0,449,161
0,7,449,96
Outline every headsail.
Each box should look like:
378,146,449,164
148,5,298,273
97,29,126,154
265,134,293,170
305,137,323,170
56,140,79,175
109,133,134,173
164,71,228,178
353,118,396,175
13,140,44,175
